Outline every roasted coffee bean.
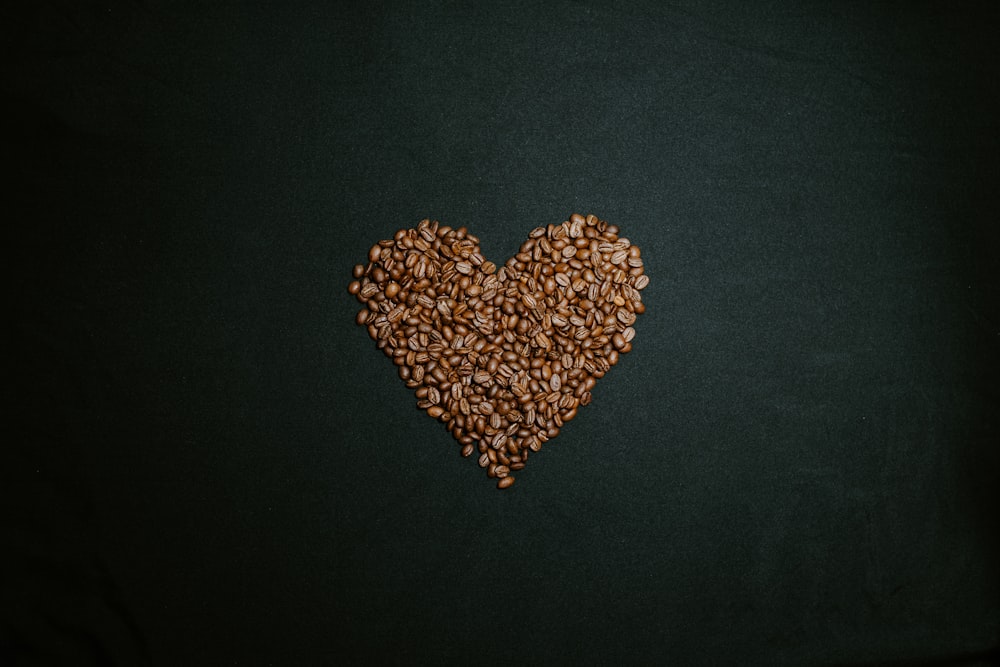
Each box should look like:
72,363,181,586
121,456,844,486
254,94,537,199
350,214,646,488
427,386,441,405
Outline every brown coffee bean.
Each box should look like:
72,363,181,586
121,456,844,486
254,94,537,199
427,387,441,404
493,433,508,450
497,476,515,489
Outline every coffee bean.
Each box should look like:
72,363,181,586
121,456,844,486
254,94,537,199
497,476,515,489
427,387,441,405
493,433,508,450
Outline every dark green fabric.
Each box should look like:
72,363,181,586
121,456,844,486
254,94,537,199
4,2,998,665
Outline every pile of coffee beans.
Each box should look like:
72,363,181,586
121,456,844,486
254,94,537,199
348,214,647,489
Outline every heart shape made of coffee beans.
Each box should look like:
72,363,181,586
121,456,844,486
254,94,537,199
348,213,648,489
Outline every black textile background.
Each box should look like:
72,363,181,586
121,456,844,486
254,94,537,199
3,2,998,665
